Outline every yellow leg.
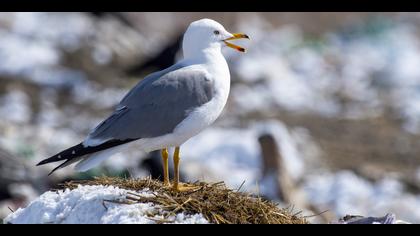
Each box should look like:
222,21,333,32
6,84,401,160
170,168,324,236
172,147,200,192
161,148,170,186
173,147,181,191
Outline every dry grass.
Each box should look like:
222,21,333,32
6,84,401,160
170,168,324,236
60,176,307,224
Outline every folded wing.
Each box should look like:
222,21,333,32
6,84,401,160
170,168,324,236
37,63,215,174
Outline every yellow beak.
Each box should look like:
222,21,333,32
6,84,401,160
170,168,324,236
224,33,250,53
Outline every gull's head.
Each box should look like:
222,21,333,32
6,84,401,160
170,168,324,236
182,18,249,58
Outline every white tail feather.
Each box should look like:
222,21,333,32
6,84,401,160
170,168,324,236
74,145,126,172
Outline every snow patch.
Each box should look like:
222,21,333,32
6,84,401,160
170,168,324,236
304,171,420,223
0,90,31,124
4,185,208,224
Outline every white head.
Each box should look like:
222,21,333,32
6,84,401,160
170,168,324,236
182,18,249,59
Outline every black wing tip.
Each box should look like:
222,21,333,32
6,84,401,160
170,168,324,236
36,156,60,166
36,159,49,166
47,164,63,176
48,169,57,176
36,158,61,176
36,140,136,174
36,157,63,175
36,142,85,167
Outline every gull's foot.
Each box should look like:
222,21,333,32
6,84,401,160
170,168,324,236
163,180,171,187
172,182,201,192
160,179,172,189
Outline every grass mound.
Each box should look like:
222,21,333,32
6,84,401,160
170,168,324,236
60,177,307,224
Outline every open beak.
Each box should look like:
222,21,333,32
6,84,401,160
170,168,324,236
224,33,250,53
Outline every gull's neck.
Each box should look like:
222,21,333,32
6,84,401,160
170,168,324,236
190,48,229,79
183,45,225,64
182,45,230,95
184,47,229,79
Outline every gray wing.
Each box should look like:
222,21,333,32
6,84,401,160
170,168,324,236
85,64,214,145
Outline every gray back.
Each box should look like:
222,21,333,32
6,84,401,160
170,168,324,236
86,63,215,143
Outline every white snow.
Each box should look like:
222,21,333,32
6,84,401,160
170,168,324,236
0,89,32,124
0,31,60,75
4,185,208,224
11,12,94,51
303,171,420,223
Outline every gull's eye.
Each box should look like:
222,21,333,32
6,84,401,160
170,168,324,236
213,30,220,35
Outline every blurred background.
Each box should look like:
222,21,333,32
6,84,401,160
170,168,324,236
1,12,420,223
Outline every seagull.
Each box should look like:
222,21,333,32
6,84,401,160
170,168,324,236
37,18,249,191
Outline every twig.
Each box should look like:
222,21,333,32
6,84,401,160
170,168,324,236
8,206,14,213
102,200,109,210
146,217,175,224
292,210,303,218
303,209,330,219
102,199,132,210
172,197,193,213
236,180,246,192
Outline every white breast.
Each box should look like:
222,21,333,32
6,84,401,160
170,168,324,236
172,54,230,142
173,82,230,142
